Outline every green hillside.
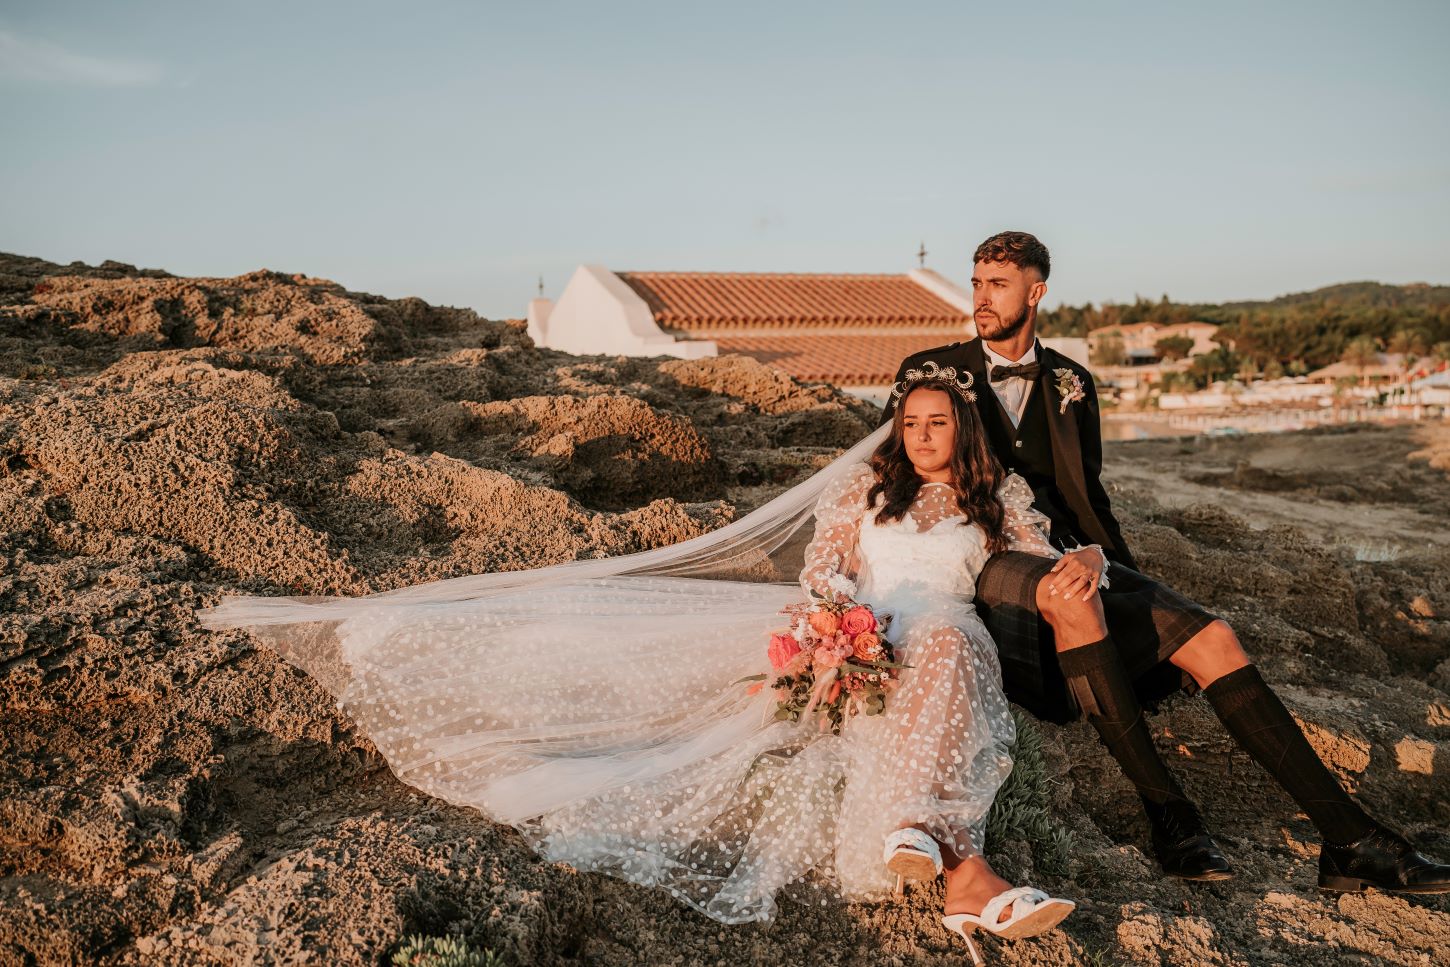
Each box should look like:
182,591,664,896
1040,282,1450,373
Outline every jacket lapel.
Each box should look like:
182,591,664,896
1039,349,1106,546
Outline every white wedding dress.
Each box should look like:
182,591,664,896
202,447,1058,924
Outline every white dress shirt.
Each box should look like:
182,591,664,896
983,342,1039,428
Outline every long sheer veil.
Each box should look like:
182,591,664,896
196,421,1019,925
198,424,890,684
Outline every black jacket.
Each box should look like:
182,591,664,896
881,337,1138,571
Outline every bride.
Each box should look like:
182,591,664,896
200,366,1077,959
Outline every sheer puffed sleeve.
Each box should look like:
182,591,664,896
799,463,875,600
997,473,1111,588
997,473,1060,559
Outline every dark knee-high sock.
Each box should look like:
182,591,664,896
1057,636,1188,808
1203,664,1373,845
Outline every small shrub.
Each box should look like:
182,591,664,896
392,935,503,967
985,707,1075,877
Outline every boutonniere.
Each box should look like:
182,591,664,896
1053,368,1085,414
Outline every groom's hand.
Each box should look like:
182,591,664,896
1046,547,1106,601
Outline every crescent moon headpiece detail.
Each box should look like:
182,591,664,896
889,359,977,405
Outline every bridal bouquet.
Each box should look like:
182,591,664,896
740,598,905,734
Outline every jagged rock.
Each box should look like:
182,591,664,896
1,253,1447,966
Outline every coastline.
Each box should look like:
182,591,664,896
1104,404,1450,441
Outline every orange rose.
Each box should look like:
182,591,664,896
808,610,841,637
840,606,876,636
852,632,882,661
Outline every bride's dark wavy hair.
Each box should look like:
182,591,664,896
868,383,1010,553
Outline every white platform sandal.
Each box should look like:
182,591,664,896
942,885,1075,965
882,827,943,894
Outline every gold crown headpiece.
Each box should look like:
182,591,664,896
890,359,977,405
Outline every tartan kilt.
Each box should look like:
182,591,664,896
975,552,1219,725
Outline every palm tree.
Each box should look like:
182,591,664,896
1387,329,1428,379
1340,336,1381,387
1431,341,1450,370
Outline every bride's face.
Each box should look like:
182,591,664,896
900,387,957,482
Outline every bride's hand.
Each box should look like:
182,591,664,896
1046,548,1104,601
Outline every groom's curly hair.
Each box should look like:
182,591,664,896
868,385,1009,553
974,231,1051,280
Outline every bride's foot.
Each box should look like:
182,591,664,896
941,855,1075,965
944,855,1015,922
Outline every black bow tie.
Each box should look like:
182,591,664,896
989,362,1041,382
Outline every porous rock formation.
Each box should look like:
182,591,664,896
0,253,1446,965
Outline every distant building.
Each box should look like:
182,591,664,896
528,265,1089,399
1087,321,1221,364
1157,378,1335,411
1305,354,1406,383
1405,369,1450,406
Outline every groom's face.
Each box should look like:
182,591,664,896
971,260,1046,342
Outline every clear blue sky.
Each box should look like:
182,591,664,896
2,0,1447,317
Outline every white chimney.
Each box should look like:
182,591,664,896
526,297,553,346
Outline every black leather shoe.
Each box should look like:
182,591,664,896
1319,823,1450,894
1145,800,1234,882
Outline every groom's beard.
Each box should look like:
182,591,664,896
974,304,1031,342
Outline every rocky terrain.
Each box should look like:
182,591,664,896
1,253,1447,965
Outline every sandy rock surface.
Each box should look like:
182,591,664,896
1,253,1447,965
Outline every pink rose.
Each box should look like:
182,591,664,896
808,610,841,637
813,645,846,669
840,606,876,636
768,632,801,670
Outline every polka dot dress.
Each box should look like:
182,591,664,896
318,468,1054,923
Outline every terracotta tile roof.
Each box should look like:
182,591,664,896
618,271,970,333
714,333,968,387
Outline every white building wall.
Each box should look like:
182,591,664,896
909,269,977,334
536,264,717,359
1044,337,1090,369
526,297,552,345
530,265,1092,372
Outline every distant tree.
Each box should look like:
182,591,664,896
1387,329,1428,358
1154,335,1195,361
1263,359,1285,380
1157,370,1192,391
1388,329,1429,378
1433,341,1450,367
1341,335,1381,385
1089,332,1126,367
1187,346,1241,388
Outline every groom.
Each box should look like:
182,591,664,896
882,231,1450,893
